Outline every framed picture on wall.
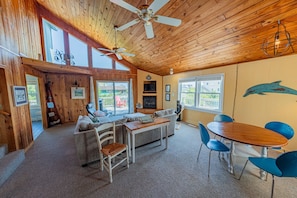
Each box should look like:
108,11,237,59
71,87,85,99
165,84,171,92
165,93,170,101
12,86,28,106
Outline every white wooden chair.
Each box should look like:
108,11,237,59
94,122,129,183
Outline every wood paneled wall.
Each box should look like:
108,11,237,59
0,0,42,151
0,0,138,151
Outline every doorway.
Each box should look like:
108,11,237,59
26,74,43,140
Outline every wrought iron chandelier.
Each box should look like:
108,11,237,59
261,20,295,57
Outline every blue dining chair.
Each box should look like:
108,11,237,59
265,121,294,152
213,114,234,144
214,114,234,122
238,151,297,198
197,122,230,177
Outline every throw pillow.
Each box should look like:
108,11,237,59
94,110,106,117
88,123,102,130
79,120,91,131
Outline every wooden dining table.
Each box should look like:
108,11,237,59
207,121,288,179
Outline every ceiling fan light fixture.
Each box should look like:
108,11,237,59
169,68,173,75
261,20,295,57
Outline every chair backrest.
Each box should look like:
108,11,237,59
265,121,294,140
198,122,210,145
94,122,115,150
214,114,233,122
276,151,297,177
86,103,96,116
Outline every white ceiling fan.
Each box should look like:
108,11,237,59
98,26,135,60
110,0,182,39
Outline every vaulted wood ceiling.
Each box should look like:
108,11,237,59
35,0,297,76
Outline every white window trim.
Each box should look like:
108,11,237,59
178,73,224,114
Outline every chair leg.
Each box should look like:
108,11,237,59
197,144,203,162
208,151,212,178
271,175,275,198
237,159,249,180
126,146,129,168
108,156,112,183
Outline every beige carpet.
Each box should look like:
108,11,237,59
0,122,296,198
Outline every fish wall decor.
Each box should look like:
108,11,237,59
243,81,297,97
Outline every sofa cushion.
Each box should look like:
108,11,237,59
155,109,175,117
124,113,146,121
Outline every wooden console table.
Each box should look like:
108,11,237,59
124,117,170,163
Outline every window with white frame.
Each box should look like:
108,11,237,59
69,34,88,67
178,74,224,113
92,47,112,69
41,18,130,71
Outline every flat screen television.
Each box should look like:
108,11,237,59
143,81,156,93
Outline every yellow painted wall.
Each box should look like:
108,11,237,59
137,70,163,110
163,54,297,151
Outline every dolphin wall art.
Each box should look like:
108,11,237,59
243,81,297,97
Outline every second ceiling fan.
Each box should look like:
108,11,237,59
110,0,182,39
98,26,135,60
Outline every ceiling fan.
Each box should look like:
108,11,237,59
110,0,182,39
98,26,135,60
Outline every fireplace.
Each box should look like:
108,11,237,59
143,96,156,109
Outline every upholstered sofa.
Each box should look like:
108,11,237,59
73,109,176,166
73,115,126,166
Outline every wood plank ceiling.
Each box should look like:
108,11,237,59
35,0,297,76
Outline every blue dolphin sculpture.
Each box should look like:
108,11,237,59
243,81,297,97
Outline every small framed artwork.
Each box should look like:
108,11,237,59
165,84,171,92
165,93,170,101
71,87,85,99
12,86,28,106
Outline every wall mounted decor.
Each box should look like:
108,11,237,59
12,86,28,106
165,93,170,101
243,81,297,97
165,84,171,92
71,87,85,99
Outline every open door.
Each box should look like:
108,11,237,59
26,74,44,140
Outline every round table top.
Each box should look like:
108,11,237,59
207,121,288,147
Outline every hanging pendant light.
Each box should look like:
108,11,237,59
261,20,295,57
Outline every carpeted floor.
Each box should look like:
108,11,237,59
0,122,296,198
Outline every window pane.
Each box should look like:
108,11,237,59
98,82,114,115
198,93,220,110
69,34,88,67
115,82,129,115
97,81,129,116
92,48,112,69
200,80,221,93
198,80,221,110
116,62,129,71
42,19,65,65
180,81,196,106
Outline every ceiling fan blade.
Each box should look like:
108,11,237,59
110,0,140,13
98,48,113,52
144,22,154,39
154,15,182,27
117,47,126,53
100,52,114,56
121,52,135,57
117,19,140,31
148,0,169,13
115,53,123,60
